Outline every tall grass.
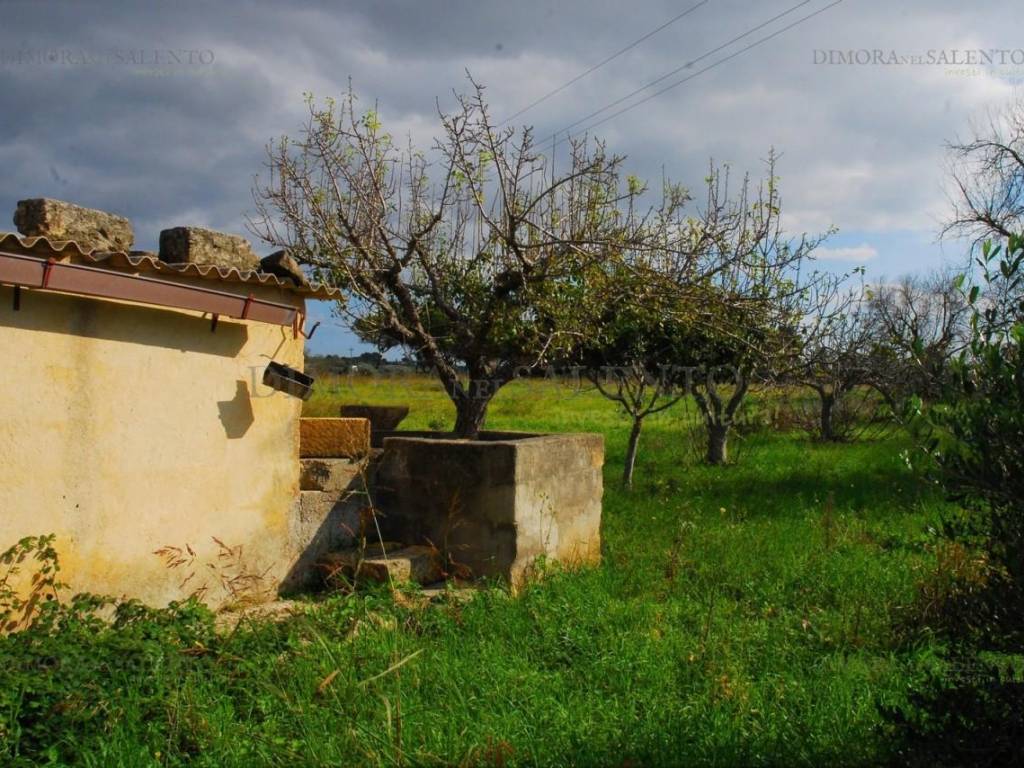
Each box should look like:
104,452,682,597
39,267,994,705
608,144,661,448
0,376,955,766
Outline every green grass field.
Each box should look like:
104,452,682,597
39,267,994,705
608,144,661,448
2,376,956,766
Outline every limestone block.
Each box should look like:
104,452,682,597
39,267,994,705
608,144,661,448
159,226,259,272
260,249,309,287
14,198,133,252
295,491,364,545
280,489,368,593
299,418,370,459
317,544,444,586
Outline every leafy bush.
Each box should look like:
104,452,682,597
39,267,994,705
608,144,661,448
884,655,1024,768
1,535,64,633
914,236,1024,644
0,536,217,764
891,237,1024,763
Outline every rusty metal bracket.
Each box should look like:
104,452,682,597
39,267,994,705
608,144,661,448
291,313,321,340
210,313,219,333
12,284,20,311
41,257,56,289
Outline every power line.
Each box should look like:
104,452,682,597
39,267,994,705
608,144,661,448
551,0,843,148
548,0,815,142
499,0,711,126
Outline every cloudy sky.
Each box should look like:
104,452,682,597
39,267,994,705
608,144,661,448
1,0,1020,353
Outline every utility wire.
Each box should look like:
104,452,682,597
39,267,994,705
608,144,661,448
548,0,815,142
499,0,711,126
551,0,843,148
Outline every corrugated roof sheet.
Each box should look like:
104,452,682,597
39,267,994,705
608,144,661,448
0,231,340,300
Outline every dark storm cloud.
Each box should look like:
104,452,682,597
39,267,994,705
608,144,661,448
0,0,1016,269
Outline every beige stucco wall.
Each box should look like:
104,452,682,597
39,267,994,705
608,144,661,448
0,281,307,607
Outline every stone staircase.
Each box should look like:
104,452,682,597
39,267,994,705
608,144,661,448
298,454,449,590
293,416,447,591
285,454,367,590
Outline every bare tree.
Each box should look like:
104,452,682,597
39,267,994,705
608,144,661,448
945,103,1024,249
659,154,835,465
865,268,971,409
252,83,680,438
794,283,880,441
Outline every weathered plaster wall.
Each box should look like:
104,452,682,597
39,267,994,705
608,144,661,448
511,433,604,581
0,283,307,606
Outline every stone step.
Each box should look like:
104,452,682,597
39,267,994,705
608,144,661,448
317,543,444,587
290,490,367,556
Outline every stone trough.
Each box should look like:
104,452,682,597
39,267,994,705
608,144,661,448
339,404,409,442
373,431,604,586
289,419,605,591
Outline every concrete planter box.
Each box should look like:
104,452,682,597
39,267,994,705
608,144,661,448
374,431,603,585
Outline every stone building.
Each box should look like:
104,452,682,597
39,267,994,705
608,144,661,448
0,199,344,605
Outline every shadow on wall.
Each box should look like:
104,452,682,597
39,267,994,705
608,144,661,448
217,380,255,438
0,285,249,356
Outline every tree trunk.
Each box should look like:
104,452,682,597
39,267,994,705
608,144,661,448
706,422,729,465
623,416,643,488
452,394,491,439
820,392,836,442
442,366,509,440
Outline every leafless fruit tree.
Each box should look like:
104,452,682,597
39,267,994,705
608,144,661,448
658,154,836,464
945,103,1024,249
252,82,684,438
865,269,971,410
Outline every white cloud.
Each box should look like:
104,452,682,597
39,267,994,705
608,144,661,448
816,243,879,262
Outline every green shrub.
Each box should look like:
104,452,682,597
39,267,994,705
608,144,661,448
0,536,218,765
892,237,1024,763
914,236,1024,644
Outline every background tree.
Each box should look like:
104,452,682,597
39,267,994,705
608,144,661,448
945,102,1024,248
865,268,970,410
252,84,678,438
574,264,689,488
659,156,833,464
792,281,883,442
670,299,769,465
